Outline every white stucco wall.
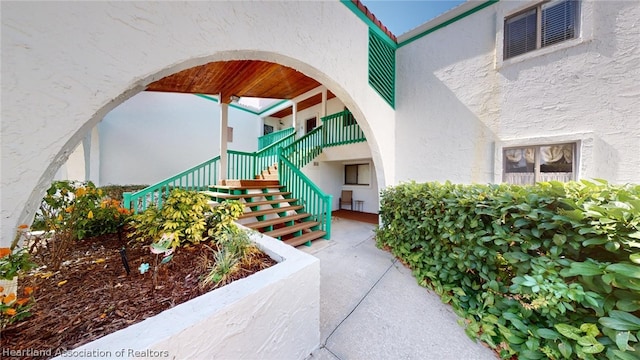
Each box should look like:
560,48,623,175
1,1,395,246
395,0,640,184
99,91,260,186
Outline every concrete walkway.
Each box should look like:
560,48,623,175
300,217,497,360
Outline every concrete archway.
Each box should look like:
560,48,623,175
1,1,395,245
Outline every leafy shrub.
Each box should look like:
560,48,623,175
376,180,640,359
32,181,131,269
33,181,131,240
128,189,244,249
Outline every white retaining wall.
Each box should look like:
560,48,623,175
53,229,320,360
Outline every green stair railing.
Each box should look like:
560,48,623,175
228,131,297,179
280,110,366,170
280,126,323,169
123,110,364,231
123,131,297,213
278,150,332,239
123,156,220,213
258,127,295,150
322,110,367,147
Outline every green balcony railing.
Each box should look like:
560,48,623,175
123,156,220,213
322,110,367,147
258,127,295,150
278,150,332,239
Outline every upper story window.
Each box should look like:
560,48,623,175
504,0,580,59
503,143,576,184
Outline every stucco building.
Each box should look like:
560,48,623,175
2,0,638,246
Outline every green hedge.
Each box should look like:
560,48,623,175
376,180,640,359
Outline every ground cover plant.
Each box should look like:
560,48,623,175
376,180,640,359
2,182,275,357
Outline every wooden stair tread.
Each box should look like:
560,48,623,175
220,179,280,187
238,205,303,219
284,231,327,247
211,185,285,190
201,191,292,199
242,198,297,207
264,221,320,238
244,213,311,229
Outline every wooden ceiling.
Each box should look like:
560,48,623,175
146,60,323,105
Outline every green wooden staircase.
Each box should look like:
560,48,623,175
123,110,366,247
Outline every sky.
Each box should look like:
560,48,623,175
360,0,466,36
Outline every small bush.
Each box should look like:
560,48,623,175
128,189,244,249
376,180,640,359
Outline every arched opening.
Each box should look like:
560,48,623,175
15,52,387,241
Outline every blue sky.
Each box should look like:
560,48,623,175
360,0,465,36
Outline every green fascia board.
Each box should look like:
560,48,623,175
196,94,290,116
397,0,499,48
341,0,499,49
341,0,398,49
257,99,290,116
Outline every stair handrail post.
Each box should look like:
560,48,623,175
325,193,333,238
277,146,283,183
123,192,132,210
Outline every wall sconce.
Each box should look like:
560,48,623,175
230,95,240,103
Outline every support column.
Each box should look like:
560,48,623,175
292,102,298,135
219,98,229,182
321,87,327,119
88,126,100,185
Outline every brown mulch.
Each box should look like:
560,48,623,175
0,231,276,359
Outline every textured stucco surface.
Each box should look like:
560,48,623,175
1,1,395,246
395,0,640,184
56,229,320,360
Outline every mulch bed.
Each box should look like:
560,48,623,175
1,232,276,359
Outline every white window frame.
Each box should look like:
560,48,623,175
494,134,595,184
495,0,593,69
502,143,576,184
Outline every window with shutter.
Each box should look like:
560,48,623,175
504,0,579,60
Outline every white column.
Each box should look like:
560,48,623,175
88,126,101,185
219,98,229,181
321,87,327,119
292,102,298,135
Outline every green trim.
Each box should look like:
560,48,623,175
340,0,498,49
397,0,498,48
195,93,261,115
340,0,398,49
257,99,290,116
196,94,290,117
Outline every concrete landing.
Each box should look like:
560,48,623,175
300,217,497,360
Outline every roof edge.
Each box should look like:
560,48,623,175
341,0,398,48
397,0,499,47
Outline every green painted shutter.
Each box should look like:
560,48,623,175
368,29,395,108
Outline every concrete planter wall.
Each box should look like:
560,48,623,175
54,228,320,360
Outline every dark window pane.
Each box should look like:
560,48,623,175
542,0,579,47
505,9,537,59
540,144,573,173
345,165,358,185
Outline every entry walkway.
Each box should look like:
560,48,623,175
301,217,497,360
